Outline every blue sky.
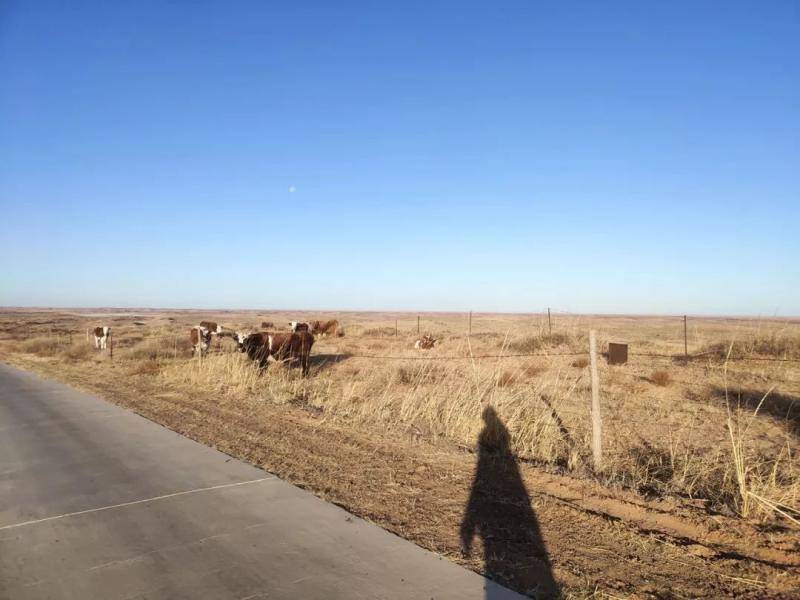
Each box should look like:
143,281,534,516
1,1,798,314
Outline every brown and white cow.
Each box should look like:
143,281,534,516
414,334,437,350
311,319,343,337
190,326,212,356
289,321,311,333
238,331,314,375
199,320,224,334
92,326,111,350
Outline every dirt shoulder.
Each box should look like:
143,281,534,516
4,353,799,599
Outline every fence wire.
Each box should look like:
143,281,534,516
323,346,800,364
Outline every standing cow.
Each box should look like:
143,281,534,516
190,326,212,356
311,319,342,337
199,321,224,334
92,326,111,350
238,331,314,375
289,321,311,333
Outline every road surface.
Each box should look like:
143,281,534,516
0,363,522,599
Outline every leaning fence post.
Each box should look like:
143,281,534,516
589,330,602,471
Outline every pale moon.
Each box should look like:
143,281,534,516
288,186,296,193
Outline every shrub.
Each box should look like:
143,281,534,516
395,364,447,385
650,370,671,387
59,343,94,361
702,334,800,360
361,327,397,337
571,357,589,369
508,332,574,353
123,335,193,360
497,371,518,387
129,360,163,376
521,363,544,378
18,337,60,356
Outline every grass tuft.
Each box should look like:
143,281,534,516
650,370,672,387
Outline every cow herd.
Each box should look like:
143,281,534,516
87,318,439,377
189,320,336,375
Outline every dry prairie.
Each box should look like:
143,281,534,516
1,308,799,598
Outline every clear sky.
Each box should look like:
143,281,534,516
1,1,798,315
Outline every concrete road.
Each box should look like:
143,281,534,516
0,364,522,600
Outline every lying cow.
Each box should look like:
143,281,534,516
92,326,111,350
311,319,343,337
190,326,212,356
289,321,311,333
238,331,314,375
261,321,274,329
414,334,437,350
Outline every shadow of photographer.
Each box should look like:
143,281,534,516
460,406,559,599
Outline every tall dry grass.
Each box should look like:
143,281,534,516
121,331,193,360
702,332,800,360
9,321,800,525
156,336,799,523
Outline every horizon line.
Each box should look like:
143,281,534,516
1,305,798,321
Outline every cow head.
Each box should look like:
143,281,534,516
233,331,250,351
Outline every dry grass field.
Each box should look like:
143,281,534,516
2,308,799,598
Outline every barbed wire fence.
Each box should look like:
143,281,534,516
324,310,800,473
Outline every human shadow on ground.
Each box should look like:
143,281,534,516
460,406,559,599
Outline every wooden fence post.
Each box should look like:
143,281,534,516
468,311,472,336
548,308,552,336
589,330,602,471
395,319,398,337
683,315,688,360
109,334,113,360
